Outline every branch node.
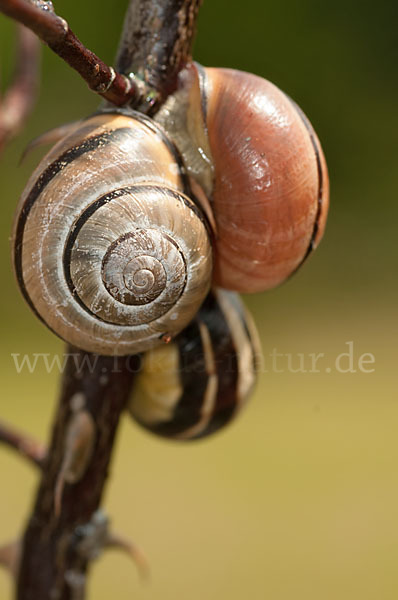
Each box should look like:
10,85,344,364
57,15,69,35
0,540,21,577
0,419,45,468
73,510,109,561
29,0,68,35
71,510,150,580
94,66,116,93
128,72,146,97
126,71,160,111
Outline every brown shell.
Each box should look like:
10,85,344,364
202,67,329,293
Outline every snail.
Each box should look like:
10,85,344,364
128,289,260,440
155,63,329,292
12,112,212,355
12,63,328,358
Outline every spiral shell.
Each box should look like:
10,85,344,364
128,289,260,440
12,113,212,355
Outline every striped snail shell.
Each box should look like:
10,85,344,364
12,113,212,355
155,63,330,293
128,289,260,440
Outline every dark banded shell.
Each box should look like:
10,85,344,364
12,113,212,355
128,289,260,440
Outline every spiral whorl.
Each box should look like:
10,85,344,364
101,230,179,306
13,114,212,355
65,184,201,331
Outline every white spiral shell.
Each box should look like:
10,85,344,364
12,113,212,355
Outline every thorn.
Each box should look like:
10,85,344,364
71,511,149,582
105,532,150,581
161,333,172,344
0,540,20,577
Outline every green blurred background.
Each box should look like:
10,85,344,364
0,0,397,598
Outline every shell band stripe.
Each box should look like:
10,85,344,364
149,315,209,438
287,97,325,264
148,291,240,440
132,112,193,198
220,291,255,358
14,127,132,328
216,290,259,386
175,321,218,439
194,292,239,439
99,109,195,202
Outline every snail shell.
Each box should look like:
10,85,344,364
201,67,329,292
155,64,329,293
12,113,212,355
128,289,260,440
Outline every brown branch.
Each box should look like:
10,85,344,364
0,0,140,106
16,348,139,600
115,0,203,112
12,1,204,598
0,25,39,153
0,419,45,468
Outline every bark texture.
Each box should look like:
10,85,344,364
16,349,139,599
115,0,202,110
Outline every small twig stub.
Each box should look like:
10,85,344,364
0,0,141,106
